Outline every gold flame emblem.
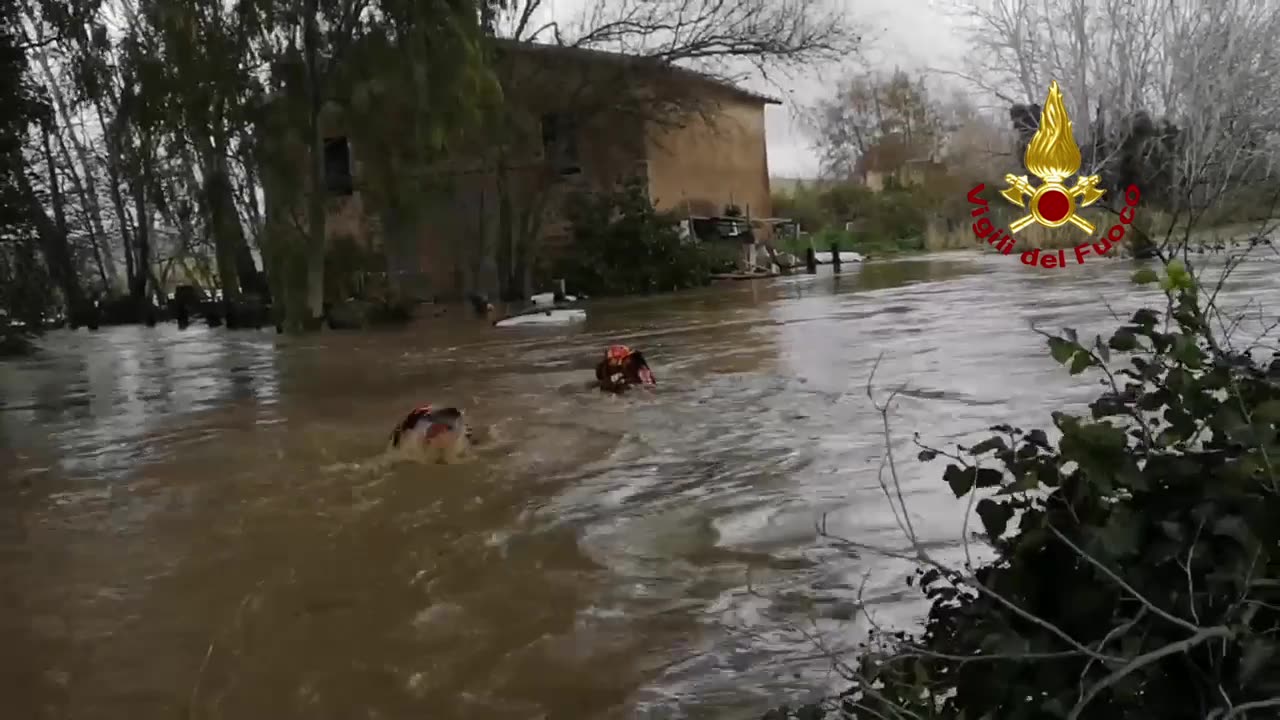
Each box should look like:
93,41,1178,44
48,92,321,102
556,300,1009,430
1000,80,1105,234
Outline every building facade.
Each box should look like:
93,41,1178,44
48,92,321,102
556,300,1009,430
287,39,779,301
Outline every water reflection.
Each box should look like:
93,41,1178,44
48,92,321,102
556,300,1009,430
0,326,282,481
3,251,1279,720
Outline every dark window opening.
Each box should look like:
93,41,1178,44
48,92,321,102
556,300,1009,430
540,112,581,176
324,136,354,195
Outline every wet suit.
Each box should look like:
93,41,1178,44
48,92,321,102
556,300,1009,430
389,404,472,448
595,345,656,393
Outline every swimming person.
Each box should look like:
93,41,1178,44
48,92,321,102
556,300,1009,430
387,404,473,464
595,345,656,393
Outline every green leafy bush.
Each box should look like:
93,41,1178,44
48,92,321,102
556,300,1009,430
806,261,1280,719
0,235,53,356
772,182,929,251
556,177,713,296
324,233,387,303
772,187,826,231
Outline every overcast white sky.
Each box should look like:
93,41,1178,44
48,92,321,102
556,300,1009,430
753,0,970,177
534,0,971,178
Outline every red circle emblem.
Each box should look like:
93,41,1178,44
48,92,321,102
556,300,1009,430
1036,189,1071,223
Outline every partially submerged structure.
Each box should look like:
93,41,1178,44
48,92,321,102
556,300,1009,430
262,39,781,302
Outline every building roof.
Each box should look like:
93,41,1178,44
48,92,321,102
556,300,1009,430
854,141,943,176
491,38,783,106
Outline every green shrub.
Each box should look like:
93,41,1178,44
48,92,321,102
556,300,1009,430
773,189,825,232
0,232,53,356
801,260,1280,719
555,177,713,296
324,233,386,303
772,182,930,252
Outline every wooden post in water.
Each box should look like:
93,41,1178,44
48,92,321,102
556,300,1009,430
831,243,842,273
805,247,817,273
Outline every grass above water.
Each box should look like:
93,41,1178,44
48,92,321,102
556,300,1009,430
775,230,926,260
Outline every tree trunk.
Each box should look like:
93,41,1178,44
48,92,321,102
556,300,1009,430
50,115,111,291
25,10,119,289
262,190,310,331
26,194,83,313
235,239,261,297
302,0,327,327
96,102,137,291
237,147,265,231
20,144,83,311
40,123,69,244
232,147,266,297
304,138,327,325
197,126,262,302
205,161,243,302
130,172,151,304
228,184,262,298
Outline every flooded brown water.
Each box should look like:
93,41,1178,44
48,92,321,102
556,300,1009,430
3,251,1278,720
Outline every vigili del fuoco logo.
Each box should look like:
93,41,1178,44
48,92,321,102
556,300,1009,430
966,80,1141,268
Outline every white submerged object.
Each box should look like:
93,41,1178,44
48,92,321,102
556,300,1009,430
813,251,864,263
529,292,580,307
494,308,587,327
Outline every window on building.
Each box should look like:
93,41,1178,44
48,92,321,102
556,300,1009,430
324,136,354,195
540,112,581,176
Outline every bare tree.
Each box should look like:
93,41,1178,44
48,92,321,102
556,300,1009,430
949,0,1280,254
810,69,948,181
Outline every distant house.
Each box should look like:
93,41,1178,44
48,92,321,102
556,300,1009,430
854,142,947,192
266,39,781,300
771,176,839,197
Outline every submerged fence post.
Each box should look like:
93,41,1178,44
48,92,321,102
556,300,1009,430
805,247,817,274
831,243,842,273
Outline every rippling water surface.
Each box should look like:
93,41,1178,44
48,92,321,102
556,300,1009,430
4,251,1278,719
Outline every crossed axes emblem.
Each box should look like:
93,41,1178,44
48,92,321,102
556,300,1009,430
999,174,1106,234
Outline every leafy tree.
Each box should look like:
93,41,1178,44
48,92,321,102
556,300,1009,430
0,0,45,352
771,186,826,232
30,0,167,313
770,181,929,250
556,177,712,296
250,0,499,330
129,0,268,304
336,0,501,302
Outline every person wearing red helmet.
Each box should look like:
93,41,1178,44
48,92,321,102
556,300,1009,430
388,404,473,462
595,345,657,393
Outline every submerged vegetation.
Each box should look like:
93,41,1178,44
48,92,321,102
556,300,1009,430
555,178,716,296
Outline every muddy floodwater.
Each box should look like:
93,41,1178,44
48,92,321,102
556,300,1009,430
3,251,1278,720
